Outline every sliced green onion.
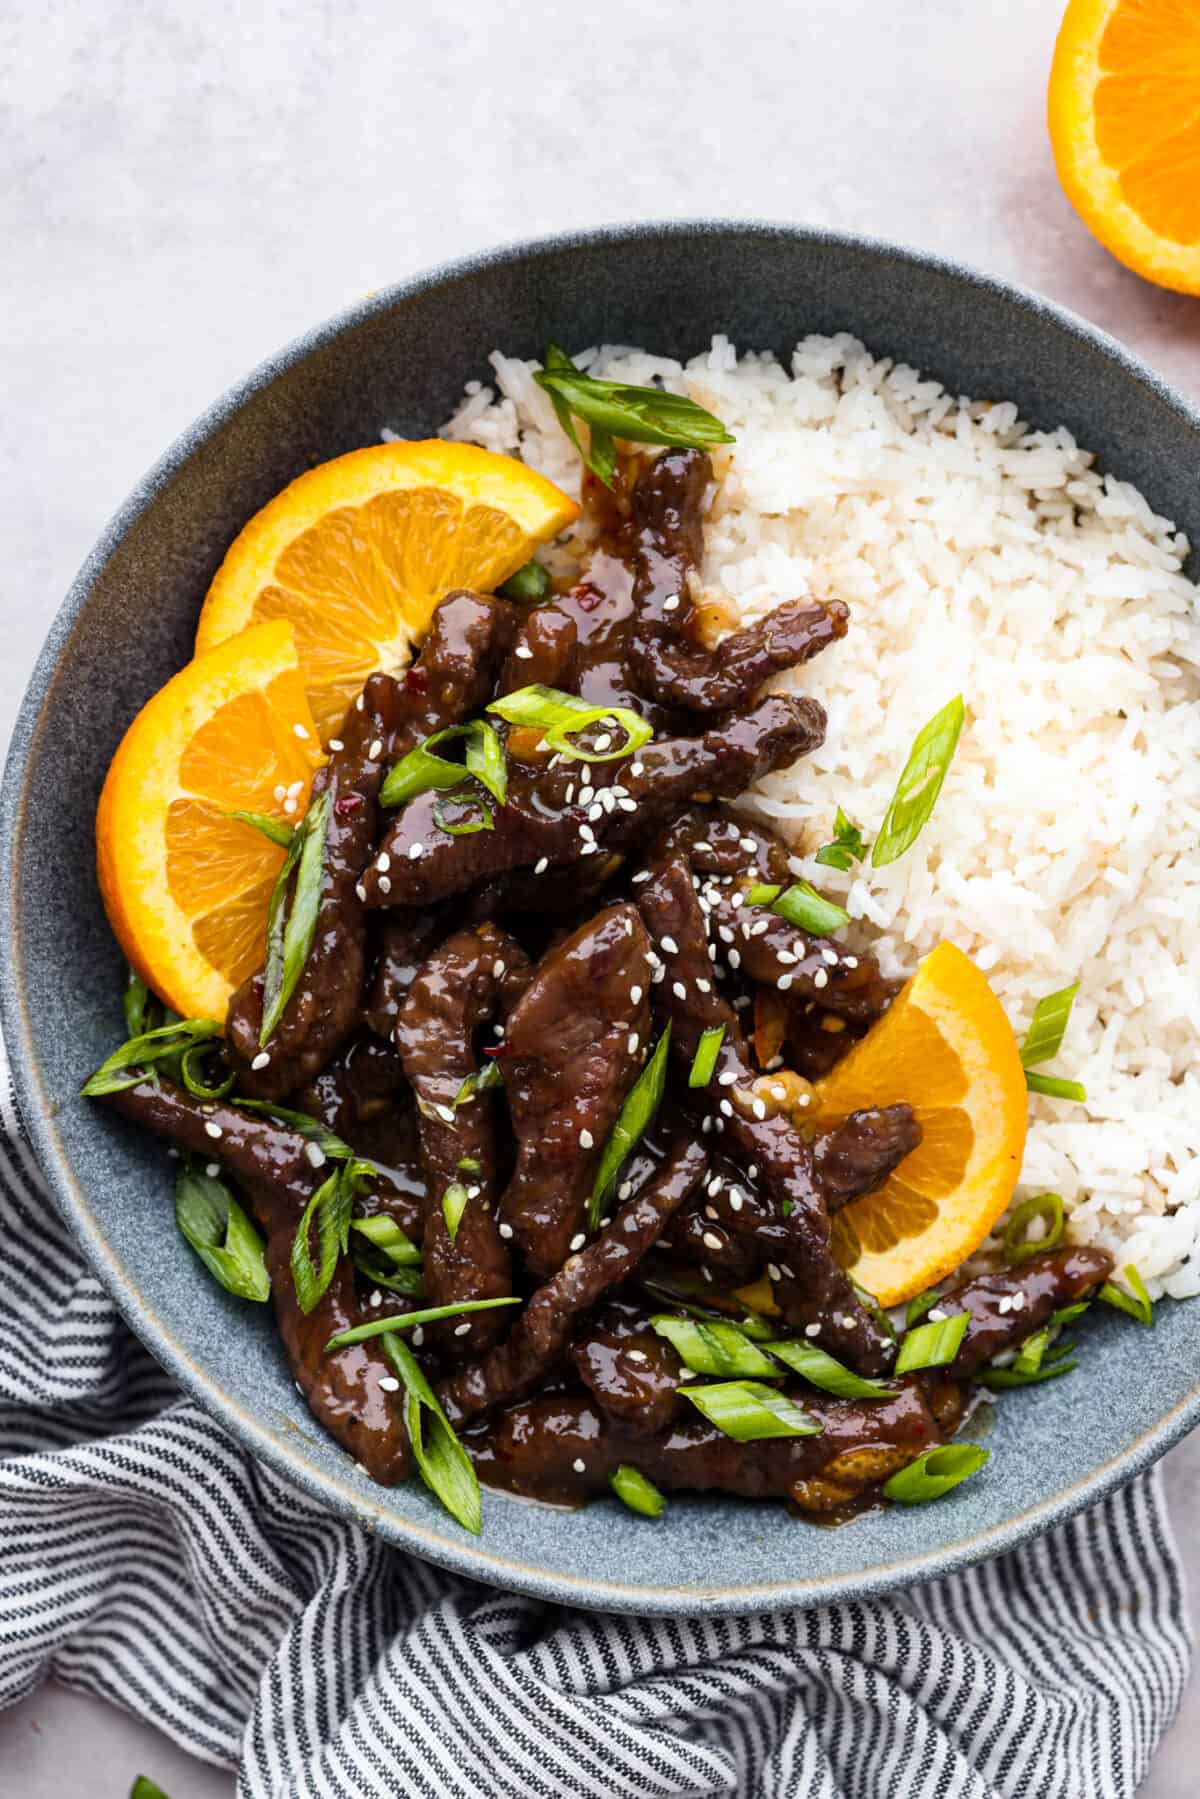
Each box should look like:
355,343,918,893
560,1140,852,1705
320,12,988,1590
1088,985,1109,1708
894,1312,970,1374
1099,1263,1153,1327
882,1443,988,1503
610,1464,665,1518
851,1276,897,1342
1013,1327,1051,1377
432,791,495,835
453,1059,505,1109
534,342,733,489
499,561,551,603
350,1214,421,1266
744,882,783,908
81,1018,221,1098
131,1780,172,1799
233,1099,361,1163
905,1287,942,1328
762,1339,897,1400
487,683,653,764
381,1332,482,1534
766,881,849,938
291,1158,372,1314
1048,1301,1089,1330
681,1379,822,1442
688,1025,725,1089
1020,983,1080,1069
224,809,295,849
174,1163,269,1302
442,1182,469,1243
650,1315,778,1378
260,788,332,1046
381,720,507,810
871,695,965,868
589,1024,671,1230
976,1359,1079,1390
325,1294,521,1351
179,1041,235,1102
1025,1073,1088,1103
351,1244,423,1298
123,966,156,1038
815,807,869,872
1003,1192,1065,1263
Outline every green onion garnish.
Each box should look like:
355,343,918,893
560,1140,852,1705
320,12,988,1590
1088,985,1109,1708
610,1464,666,1518
260,787,332,1046
350,1214,421,1267
769,881,850,937
882,1444,989,1504
871,695,965,868
533,342,734,489
381,1332,482,1534
1013,1326,1050,1377
488,682,653,765
1098,1263,1153,1327
588,1024,671,1231
81,1017,221,1098
179,1041,235,1102
1020,983,1080,1068
123,965,156,1038
688,1025,725,1088
851,1276,897,1342
232,1098,361,1162
131,1780,172,1799
1025,1073,1088,1103
442,1182,469,1243
1003,1192,1064,1263
325,1295,521,1352
815,807,870,872
291,1157,372,1314
381,719,508,811
681,1379,823,1442
894,1311,970,1373
744,882,783,908
1048,1301,1089,1330
174,1162,270,1303
650,1315,778,1379
350,1245,423,1299
762,1339,897,1401
499,561,551,603
905,1287,942,1328
452,1059,505,1109
976,1358,1079,1390
433,792,495,835
224,809,296,849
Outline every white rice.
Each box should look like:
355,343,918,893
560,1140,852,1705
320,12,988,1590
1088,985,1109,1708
438,335,1200,1298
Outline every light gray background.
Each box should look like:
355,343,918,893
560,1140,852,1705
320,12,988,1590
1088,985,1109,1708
2,0,1198,1792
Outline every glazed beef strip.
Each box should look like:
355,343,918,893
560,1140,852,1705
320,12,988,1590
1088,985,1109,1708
496,604,578,694
105,1080,411,1483
393,923,529,1355
941,1245,1114,1378
814,1106,923,1212
467,1378,940,1507
362,911,448,1040
297,1031,429,1199
637,855,892,1373
626,446,850,716
707,887,897,1023
783,1004,870,1080
360,693,827,908
498,904,654,1278
439,1134,707,1426
570,1296,684,1438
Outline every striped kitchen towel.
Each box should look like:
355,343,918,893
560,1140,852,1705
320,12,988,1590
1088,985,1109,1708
0,1061,1190,1799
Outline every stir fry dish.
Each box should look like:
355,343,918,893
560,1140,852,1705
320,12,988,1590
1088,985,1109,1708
85,350,1155,1535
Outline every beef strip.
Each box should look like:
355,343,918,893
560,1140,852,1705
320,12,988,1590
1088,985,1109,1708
570,1296,684,1438
298,1031,426,1213
814,1106,923,1212
498,904,654,1278
626,447,850,716
707,887,897,1023
943,1246,1114,1378
783,1004,869,1080
393,923,529,1355
637,855,892,1373
496,604,578,694
360,693,827,908
439,1134,707,1426
363,911,447,1040
466,1378,940,1506
105,1080,411,1483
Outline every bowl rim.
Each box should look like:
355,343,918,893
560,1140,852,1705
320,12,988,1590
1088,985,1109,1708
5,216,1200,1614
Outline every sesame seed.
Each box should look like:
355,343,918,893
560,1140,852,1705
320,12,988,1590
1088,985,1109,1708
822,948,839,966
355,883,367,902
701,1116,713,1134
369,1291,383,1308
592,733,613,751
573,1457,586,1473
564,783,575,803
283,798,297,815
251,1051,271,1071
720,1100,733,1118
813,968,829,989
662,593,680,612
618,1180,633,1201
379,1376,400,1392
570,1233,587,1252
437,1105,455,1124
767,1263,782,1282
631,762,645,777
368,737,383,759
411,1326,425,1346
747,1165,758,1180
728,949,741,970
797,1092,811,1107
630,985,643,1004
376,852,391,872
534,857,549,874
467,1185,481,1199
627,1349,648,1364
752,1098,766,1119
778,973,793,991
627,1032,639,1054
1012,1291,1026,1312
777,949,796,965
619,797,638,813
205,1162,220,1178
378,875,392,895
579,824,595,842
704,1205,718,1220
305,1143,326,1169
740,838,758,855
498,1222,514,1240
672,982,687,1000
998,1295,1013,1315
844,956,859,969
293,723,309,740
804,1322,821,1338
514,645,533,660
660,935,678,954
718,926,734,945
272,783,286,801
718,1071,737,1087
751,919,769,937
579,1128,594,1149
770,1086,786,1101
707,1175,724,1195
652,964,666,983
356,695,365,711
204,1122,223,1140
454,1321,472,1337
582,842,600,856
328,738,344,752
408,842,425,860
588,803,603,822
701,1266,713,1282
696,977,711,993
632,869,651,883
926,1307,948,1323
729,1191,743,1212
579,786,594,805
493,959,506,979
702,1230,723,1251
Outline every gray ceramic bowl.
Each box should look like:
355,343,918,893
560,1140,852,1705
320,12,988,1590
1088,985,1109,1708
4,221,1198,1615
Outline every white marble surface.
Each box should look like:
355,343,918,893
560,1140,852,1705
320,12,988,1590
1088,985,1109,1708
2,0,1198,1791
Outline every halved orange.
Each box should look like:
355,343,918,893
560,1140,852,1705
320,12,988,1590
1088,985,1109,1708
811,942,1027,1306
1049,0,1200,294
194,441,580,744
96,620,323,1024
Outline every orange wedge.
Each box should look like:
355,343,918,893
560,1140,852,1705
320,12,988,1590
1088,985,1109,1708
96,620,323,1024
811,942,1027,1307
194,441,580,744
1048,0,1200,294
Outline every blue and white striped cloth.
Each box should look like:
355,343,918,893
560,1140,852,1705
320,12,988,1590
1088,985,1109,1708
0,1058,1190,1798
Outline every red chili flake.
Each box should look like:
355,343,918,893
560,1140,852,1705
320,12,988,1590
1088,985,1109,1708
483,1042,517,1060
404,667,430,693
335,792,365,817
572,583,604,613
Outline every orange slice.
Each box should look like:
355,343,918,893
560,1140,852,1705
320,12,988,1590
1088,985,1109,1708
1048,0,1200,294
194,441,580,744
96,620,323,1024
811,942,1027,1307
